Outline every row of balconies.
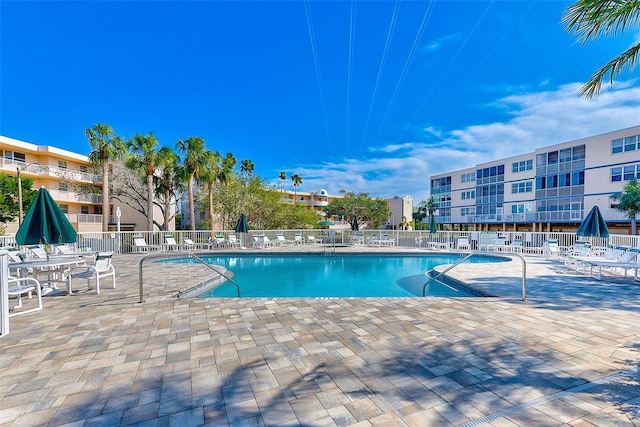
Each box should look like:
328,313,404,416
438,208,631,224
0,159,101,184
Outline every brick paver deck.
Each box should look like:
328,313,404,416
1,246,639,426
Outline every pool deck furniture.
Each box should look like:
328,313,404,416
133,236,162,253
67,252,116,294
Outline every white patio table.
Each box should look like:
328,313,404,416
9,254,88,295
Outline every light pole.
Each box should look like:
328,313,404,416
17,162,40,226
116,206,121,233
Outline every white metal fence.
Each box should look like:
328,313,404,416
2,230,637,254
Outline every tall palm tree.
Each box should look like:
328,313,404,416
199,150,221,231
611,178,640,234
176,136,208,231
240,159,255,177
155,146,182,231
291,174,303,200
279,171,286,192
86,123,127,232
563,1,640,98
126,132,160,231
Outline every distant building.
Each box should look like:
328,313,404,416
385,195,414,229
429,125,640,233
0,135,171,233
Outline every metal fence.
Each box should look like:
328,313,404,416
2,229,636,254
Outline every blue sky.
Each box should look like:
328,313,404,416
2,1,640,203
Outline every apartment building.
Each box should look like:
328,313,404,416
430,125,640,233
0,135,157,233
385,195,413,229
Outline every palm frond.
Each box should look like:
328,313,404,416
580,40,640,98
563,0,640,42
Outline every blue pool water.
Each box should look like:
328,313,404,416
166,254,505,298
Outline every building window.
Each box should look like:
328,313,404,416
612,135,639,154
59,204,69,213
511,203,532,214
59,182,68,191
461,207,475,216
511,160,533,173
511,182,532,194
79,165,88,173
58,160,68,169
81,206,89,214
612,165,640,182
461,172,475,183
461,190,475,200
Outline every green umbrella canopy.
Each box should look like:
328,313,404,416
351,216,359,232
577,205,609,238
16,187,77,245
235,213,248,233
429,214,437,234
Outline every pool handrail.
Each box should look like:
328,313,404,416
138,252,241,302
423,251,527,301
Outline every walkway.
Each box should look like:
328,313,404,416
1,246,639,426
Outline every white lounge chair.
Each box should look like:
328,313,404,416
456,237,471,251
584,248,640,279
294,234,305,245
26,245,48,259
67,252,116,295
307,235,323,244
227,235,242,248
210,235,228,248
377,235,396,246
53,244,76,255
133,236,161,253
184,238,209,250
164,235,183,251
276,234,293,245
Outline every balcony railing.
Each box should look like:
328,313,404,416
441,208,634,224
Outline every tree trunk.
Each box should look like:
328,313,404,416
102,160,109,232
632,217,637,235
188,173,195,231
147,174,154,231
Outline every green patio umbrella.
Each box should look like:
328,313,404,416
351,216,359,232
429,214,437,234
577,205,609,238
234,213,248,248
15,187,77,245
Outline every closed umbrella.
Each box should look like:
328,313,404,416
577,205,609,238
16,187,77,245
351,216,359,232
429,214,437,234
235,213,248,249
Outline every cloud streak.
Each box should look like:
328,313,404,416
281,81,640,203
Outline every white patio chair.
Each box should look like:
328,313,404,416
8,276,42,316
307,235,323,244
67,252,116,295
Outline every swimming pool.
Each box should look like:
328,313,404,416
167,254,505,298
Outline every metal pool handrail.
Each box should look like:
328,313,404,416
423,251,527,301
138,252,240,302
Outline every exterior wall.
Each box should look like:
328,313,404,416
385,195,413,229
430,125,640,233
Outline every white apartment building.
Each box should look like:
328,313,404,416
430,125,640,234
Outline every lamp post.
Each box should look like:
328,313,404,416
17,162,40,226
116,206,121,233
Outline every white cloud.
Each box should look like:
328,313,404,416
280,81,640,204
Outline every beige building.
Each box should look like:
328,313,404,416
0,135,164,233
385,195,413,229
430,125,640,233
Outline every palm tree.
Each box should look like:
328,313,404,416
240,159,255,177
563,1,640,98
199,150,221,231
279,171,286,192
291,174,303,200
154,146,182,231
86,123,127,232
126,132,160,231
611,178,640,234
176,136,208,231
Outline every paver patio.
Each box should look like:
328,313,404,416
1,246,639,426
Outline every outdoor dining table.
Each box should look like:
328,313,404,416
9,254,89,295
